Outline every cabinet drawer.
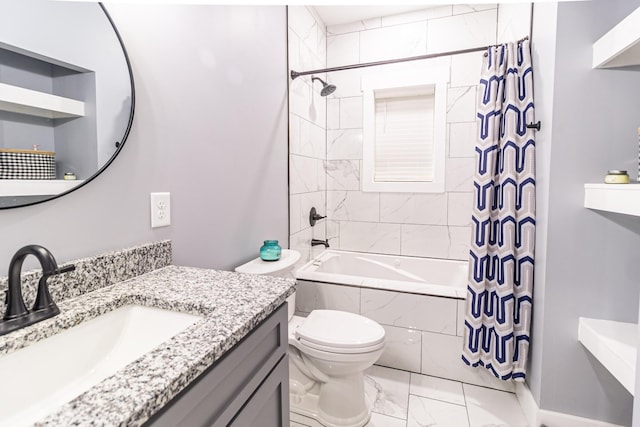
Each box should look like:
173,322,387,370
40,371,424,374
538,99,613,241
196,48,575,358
146,303,288,427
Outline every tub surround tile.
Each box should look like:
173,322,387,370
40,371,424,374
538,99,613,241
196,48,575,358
290,79,312,123
445,157,475,192
327,32,360,67
464,383,528,427
407,394,470,427
380,193,447,226
377,325,422,373
409,374,465,406
361,288,457,335
447,192,473,226
427,9,497,54
327,69,364,99
497,3,531,45
327,98,340,130
450,52,484,88
452,4,497,15
364,365,411,420
327,18,381,36
339,97,364,129
297,118,326,159
401,224,451,259
326,160,361,191
0,241,172,310
446,86,477,123
289,6,321,50
290,228,313,264
448,226,471,260
381,6,452,27
449,121,477,158
328,191,380,222
290,155,321,194
296,279,361,314
339,222,401,255
360,22,427,64
327,129,363,160
0,258,295,426
290,194,303,234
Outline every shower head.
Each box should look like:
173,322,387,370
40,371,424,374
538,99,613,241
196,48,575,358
312,76,337,97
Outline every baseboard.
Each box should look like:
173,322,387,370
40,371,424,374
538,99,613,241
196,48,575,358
515,383,625,427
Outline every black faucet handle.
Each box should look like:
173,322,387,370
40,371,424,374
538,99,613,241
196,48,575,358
309,207,327,226
56,264,76,275
42,263,75,277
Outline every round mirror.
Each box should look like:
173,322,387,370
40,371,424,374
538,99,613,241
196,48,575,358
0,1,134,209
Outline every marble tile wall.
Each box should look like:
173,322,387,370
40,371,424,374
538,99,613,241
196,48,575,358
322,4,531,261
296,279,514,392
288,6,328,266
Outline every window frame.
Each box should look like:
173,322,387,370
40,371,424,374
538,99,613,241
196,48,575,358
361,68,449,193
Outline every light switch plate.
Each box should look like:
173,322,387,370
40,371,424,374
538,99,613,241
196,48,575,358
150,192,171,228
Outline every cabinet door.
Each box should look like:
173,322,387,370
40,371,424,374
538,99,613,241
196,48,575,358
145,303,287,427
229,354,290,427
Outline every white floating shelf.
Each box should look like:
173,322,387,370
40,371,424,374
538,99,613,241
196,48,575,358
0,179,83,197
593,6,640,68
578,317,637,395
584,183,640,216
0,82,84,119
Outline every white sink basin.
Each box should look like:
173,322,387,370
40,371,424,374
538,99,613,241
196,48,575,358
0,305,202,426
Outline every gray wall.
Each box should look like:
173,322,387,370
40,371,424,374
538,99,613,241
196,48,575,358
0,5,288,273
530,1,640,424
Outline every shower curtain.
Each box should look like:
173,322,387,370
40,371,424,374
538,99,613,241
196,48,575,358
462,39,535,381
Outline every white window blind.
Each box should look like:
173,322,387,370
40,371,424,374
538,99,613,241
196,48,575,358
374,94,435,182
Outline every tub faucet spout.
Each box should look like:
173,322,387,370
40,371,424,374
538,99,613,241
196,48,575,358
311,239,330,248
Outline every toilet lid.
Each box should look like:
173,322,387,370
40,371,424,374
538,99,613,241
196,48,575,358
294,310,385,351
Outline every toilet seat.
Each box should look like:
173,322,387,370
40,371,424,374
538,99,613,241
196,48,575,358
294,310,385,354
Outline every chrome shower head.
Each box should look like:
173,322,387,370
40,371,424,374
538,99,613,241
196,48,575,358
312,76,337,97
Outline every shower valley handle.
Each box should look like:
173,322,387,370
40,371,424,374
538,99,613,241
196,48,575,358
309,207,326,226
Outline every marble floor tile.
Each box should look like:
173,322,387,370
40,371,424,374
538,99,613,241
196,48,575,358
366,412,407,427
464,383,529,427
407,395,470,427
410,373,466,406
364,365,411,420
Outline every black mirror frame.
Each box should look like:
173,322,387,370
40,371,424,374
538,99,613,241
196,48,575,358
0,2,135,210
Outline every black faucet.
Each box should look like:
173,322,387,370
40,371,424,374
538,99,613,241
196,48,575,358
0,245,75,336
311,239,330,248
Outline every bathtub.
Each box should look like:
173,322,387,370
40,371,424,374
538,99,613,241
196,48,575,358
295,249,468,299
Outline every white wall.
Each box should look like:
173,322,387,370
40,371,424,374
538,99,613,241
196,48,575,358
530,1,640,425
0,5,288,273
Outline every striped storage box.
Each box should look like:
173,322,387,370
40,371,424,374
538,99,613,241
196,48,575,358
0,148,56,180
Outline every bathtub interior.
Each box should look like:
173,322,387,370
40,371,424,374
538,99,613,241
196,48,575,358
297,250,468,291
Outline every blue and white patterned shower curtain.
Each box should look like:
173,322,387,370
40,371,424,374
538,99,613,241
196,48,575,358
462,40,535,381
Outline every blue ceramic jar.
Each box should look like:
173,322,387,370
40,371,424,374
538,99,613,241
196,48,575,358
260,240,281,261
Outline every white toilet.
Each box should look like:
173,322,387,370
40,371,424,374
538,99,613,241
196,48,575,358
235,249,385,427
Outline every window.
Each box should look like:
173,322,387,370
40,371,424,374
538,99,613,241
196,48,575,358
361,68,448,193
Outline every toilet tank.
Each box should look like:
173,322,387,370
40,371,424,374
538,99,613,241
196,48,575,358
234,249,300,321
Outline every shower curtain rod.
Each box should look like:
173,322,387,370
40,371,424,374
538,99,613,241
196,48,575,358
290,36,530,80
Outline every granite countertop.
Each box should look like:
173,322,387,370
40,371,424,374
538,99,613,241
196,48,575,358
0,265,295,426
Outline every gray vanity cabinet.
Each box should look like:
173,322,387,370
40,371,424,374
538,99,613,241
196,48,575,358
145,303,289,427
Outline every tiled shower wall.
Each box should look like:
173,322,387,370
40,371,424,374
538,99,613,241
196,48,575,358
323,4,531,261
288,6,328,265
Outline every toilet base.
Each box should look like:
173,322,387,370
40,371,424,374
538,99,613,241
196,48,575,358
290,386,371,427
